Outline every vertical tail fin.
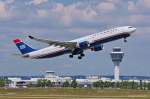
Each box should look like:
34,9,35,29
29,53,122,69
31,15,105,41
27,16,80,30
13,38,35,54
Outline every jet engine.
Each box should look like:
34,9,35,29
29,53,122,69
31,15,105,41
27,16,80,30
91,44,104,51
78,41,89,49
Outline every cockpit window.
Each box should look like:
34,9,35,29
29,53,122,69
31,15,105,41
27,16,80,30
128,27,132,28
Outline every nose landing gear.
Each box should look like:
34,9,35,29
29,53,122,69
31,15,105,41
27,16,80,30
124,38,127,42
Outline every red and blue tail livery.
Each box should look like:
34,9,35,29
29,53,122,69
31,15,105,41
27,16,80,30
13,38,35,54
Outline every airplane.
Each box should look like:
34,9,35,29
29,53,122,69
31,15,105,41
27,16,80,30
13,26,136,59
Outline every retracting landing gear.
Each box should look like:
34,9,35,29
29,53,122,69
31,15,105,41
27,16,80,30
124,38,127,42
69,54,73,58
69,48,85,59
78,53,85,59
69,53,85,59
78,56,82,59
80,53,85,57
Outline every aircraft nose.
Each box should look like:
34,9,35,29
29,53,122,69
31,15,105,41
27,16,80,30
133,27,136,32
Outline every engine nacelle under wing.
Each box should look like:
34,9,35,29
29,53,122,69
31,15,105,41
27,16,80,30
91,44,104,51
78,41,89,49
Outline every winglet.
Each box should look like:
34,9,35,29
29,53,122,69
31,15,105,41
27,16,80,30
28,35,34,39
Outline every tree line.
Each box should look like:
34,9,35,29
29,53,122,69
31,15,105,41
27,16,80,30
1,78,150,90
35,79,150,90
34,79,78,88
0,78,11,87
93,80,150,90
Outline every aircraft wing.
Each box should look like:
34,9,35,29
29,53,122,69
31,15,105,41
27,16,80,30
28,35,77,49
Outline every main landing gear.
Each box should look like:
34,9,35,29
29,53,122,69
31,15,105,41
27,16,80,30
69,54,73,58
69,53,85,59
78,53,85,59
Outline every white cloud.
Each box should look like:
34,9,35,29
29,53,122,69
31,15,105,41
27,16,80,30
96,2,116,13
4,0,15,4
0,1,14,19
128,0,150,14
28,0,48,5
128,1,137,13
49,2,97,26
143,0,150,8
37,9,48,17
1,0,150,33
55,3,72,25
0,1,7,18
36,2,97,26
52,3,64,13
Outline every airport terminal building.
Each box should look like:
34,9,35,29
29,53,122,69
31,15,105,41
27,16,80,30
5,71,150,88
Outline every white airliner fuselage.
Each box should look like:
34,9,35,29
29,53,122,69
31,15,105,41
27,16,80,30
13,26,136,59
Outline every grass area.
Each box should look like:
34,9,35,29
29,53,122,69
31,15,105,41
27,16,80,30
0,88,150,99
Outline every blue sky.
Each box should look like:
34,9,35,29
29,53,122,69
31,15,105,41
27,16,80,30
0,0,150,76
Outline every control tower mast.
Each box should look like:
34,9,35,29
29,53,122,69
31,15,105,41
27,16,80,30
110,47,124,81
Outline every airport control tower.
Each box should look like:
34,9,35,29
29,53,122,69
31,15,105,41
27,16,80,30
110,47,124,81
